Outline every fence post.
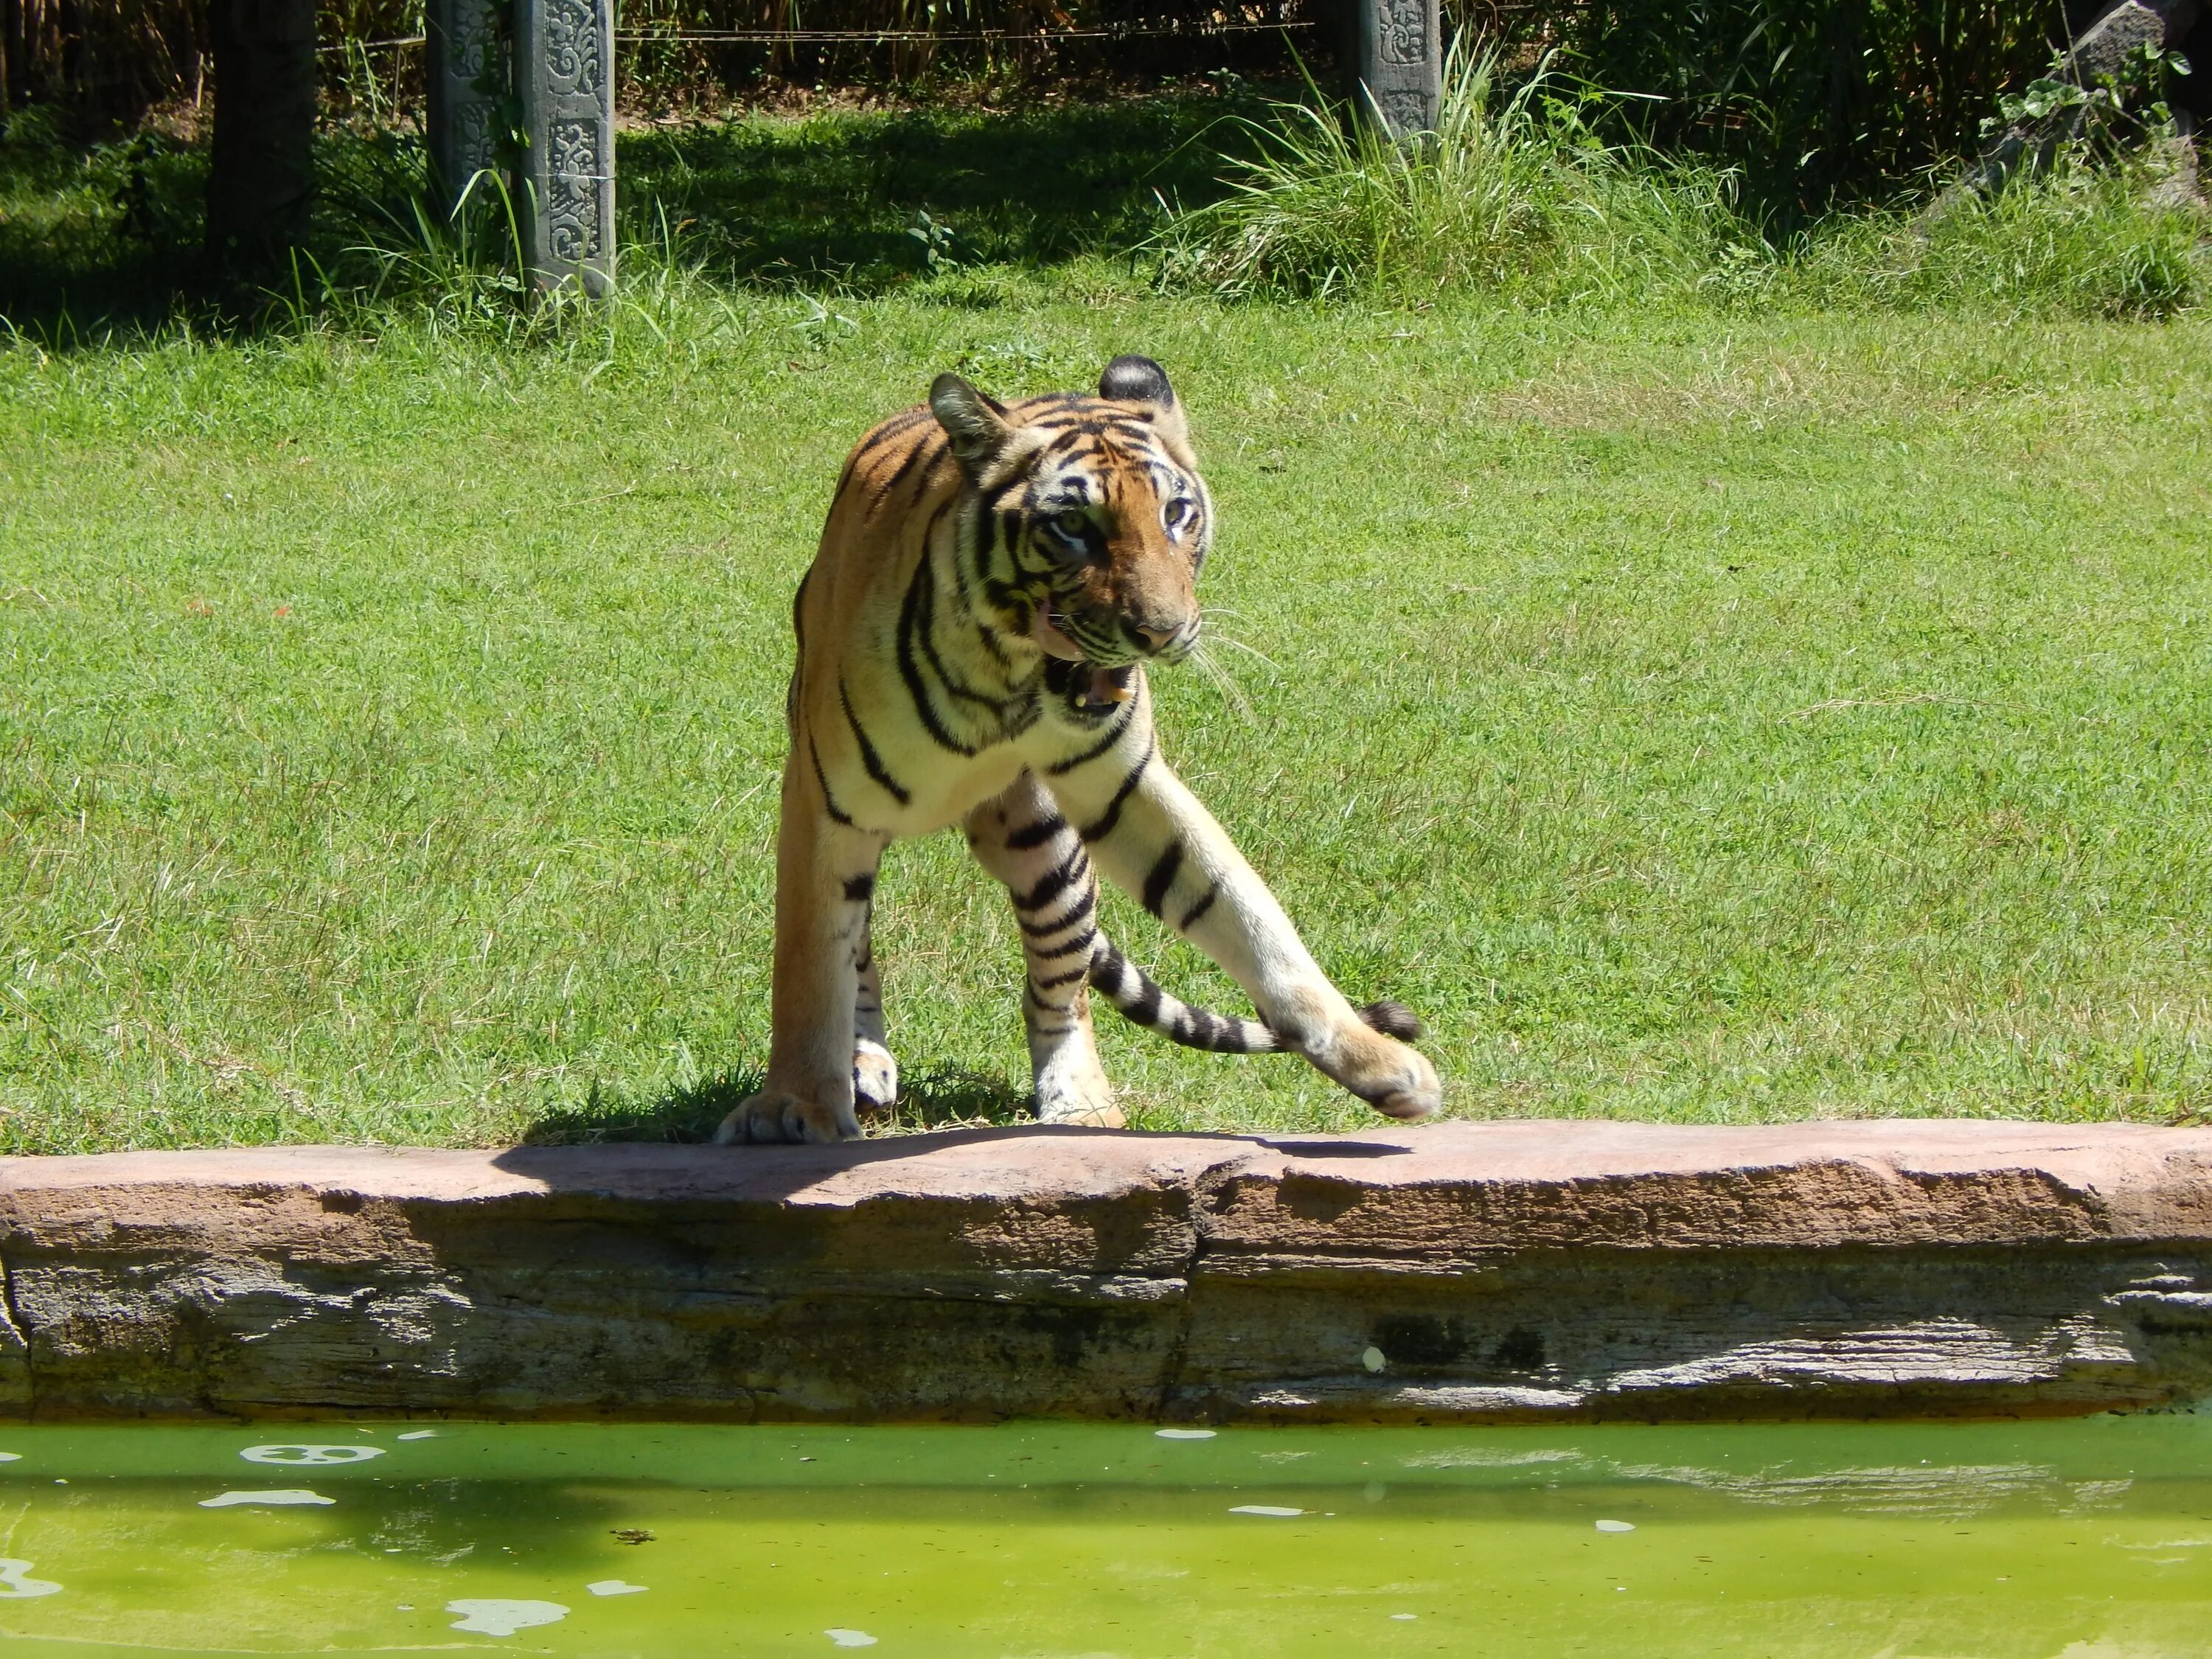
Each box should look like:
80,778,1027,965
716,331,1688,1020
425,0,507,220
515,0,616,295
1350,0,1441,138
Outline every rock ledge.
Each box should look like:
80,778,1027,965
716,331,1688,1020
1,1121,2208,1422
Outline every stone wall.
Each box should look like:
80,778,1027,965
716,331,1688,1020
1,1122,2207,1422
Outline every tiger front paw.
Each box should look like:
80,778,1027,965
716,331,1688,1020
712,1090,861,1146
1358,1040,1441,1121
1305,1006,1441,1123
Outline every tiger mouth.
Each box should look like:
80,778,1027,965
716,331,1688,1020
1031,611,1138,708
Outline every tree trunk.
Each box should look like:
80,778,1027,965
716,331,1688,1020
204,0,317,293
1,0,23,114
56,0,81,94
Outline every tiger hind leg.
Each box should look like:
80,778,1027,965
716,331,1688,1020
852,900,899,1115
965,772,1124,1128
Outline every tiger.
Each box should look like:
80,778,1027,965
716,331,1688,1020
714,354,1440,1145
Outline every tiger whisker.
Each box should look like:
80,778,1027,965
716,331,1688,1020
1186,639,1258,725
1197,632,1282,673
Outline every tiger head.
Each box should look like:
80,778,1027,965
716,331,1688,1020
930,355,1213,686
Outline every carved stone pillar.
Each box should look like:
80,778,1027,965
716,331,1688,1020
516,0,615,295
1351,0,1441,138
425,0,507,219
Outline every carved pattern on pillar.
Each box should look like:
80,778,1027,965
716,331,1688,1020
540,0,605,95
426,0,506,217
1354,0,1441,139
544,120,603,265
518,0,614,293
1376,0,1427,63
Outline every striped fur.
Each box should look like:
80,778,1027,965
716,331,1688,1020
715,355,1440,1144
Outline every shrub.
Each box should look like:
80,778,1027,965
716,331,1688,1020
1157,35,2208,319
1790,157,2211,319
1155,42,1752,304
1561,0,2068,218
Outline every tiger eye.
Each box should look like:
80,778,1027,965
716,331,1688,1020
1053,509,1088,536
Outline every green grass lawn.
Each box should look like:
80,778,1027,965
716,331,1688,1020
4,266,2211,1148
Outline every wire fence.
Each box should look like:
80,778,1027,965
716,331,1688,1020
314,17,1324,51
4,3,1374,125
292,4,1569,117
2,3,1596,126
613,19,1317,39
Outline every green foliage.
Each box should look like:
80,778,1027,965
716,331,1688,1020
0,105,75,186
1561,0,2069,216
1789,158,2209,319
1154,44,2208,321
907,209,964,276
1972,38,2195,201
1776,35,2210,321
0,112,210,334
1154,44,1748,304
1986,42,2188,138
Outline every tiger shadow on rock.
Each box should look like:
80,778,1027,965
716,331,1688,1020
717,353,1440,1147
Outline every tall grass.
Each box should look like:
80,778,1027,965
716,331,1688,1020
298,128,779,361
1158,40,2209,318
1786,156,2211,320
1155,44,1757,305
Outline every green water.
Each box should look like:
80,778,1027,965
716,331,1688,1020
0,1418,2208,1656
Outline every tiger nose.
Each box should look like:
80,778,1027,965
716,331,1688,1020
1128,619,1186,655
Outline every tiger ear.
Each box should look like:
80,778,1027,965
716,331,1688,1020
1099,354,1187,443
930,373,1014,477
